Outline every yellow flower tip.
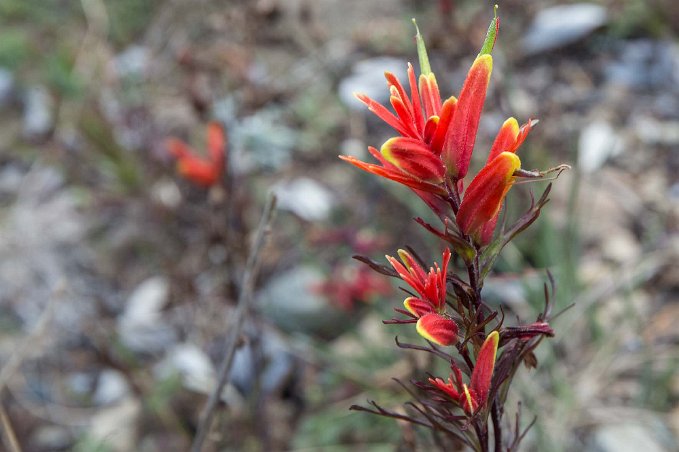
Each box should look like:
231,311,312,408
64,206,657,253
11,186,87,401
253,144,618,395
403,297,418,316
470,53,493,80
483,330,500,363
486,330,499,346
396,249,413,268
503,117,520,134
497,151,521,175
487,330,500,343
416,320,445,346
380,137,398,161
415,314,458,346
463,384,475,415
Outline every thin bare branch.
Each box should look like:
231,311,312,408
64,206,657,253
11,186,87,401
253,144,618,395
0,403,21,452
191,193,277,452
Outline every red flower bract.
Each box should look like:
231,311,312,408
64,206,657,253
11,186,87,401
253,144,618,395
457,152,521,242
429,331,499,414
387,248,458,346
166,122,226,187
441,54,493,179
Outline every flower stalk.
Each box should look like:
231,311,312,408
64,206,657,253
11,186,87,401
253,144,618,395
343,8,568,451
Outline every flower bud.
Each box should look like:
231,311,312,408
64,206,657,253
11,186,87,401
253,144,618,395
441,55,493,179
381,137,445,183
416,312,458,346
457,152,521,239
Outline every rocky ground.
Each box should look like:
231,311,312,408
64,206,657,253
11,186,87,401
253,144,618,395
0,1,677,451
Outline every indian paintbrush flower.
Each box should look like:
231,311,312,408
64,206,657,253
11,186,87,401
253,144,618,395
339,7,540,248
341,10,499,185
386,248,458,346
475,117,536,244
429,331,499,415
346,9,565,449
166,122,226,187
456,151,521,242
441,54,493,180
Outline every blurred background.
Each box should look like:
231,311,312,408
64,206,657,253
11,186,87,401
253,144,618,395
0,0,677,450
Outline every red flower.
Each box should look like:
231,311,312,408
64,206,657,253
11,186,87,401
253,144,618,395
340,18,498,191
386,248,458,346
166,122,226,187
456,151,521,243
429,331,499,414
313,265,392,311
459,117,535,244
441,54,493,179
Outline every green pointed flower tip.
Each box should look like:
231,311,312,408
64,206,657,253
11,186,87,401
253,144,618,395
412,18,432,76
478,5,499,57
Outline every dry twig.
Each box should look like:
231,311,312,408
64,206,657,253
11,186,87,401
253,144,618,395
191,193,277,452
0,403,21,452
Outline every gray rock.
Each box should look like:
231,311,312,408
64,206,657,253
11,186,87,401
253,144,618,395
0,167,93,330
229,326,295,395
587,420,677,452
0,164,24,195
522,4,608,55
228,107,298,173
117,276,177,353
122,276,169,322
94,370,131,405
32,426,72,450
606,40,678,90
669,182,679,201
338,57,407,110
112,45,150,79
274,177,336,222
88,397,141,452
157,343,214,391
578,120,622,173
23,85,54,138
68,372,95,397
634,116,679,146
155,343,245,408
0,67,15,108
257,266,355,339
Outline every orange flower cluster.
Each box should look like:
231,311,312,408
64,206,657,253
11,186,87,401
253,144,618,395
340,17,534,245
166,122,226,187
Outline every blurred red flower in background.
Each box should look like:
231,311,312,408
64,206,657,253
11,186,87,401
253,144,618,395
166,122,226,187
